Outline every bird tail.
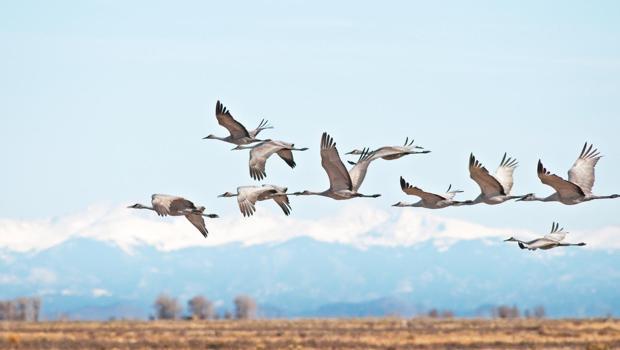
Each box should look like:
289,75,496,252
193,206,206,214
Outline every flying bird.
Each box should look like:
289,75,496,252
346,137,430,162
466,153,526,205
393,177,470,209
292,132,381,200
128,194,219,238
218,185,292,217
203,100,272,145
233,140,308,180
518,143,620,205
504,222,586,250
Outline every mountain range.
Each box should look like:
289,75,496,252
1,236,618,320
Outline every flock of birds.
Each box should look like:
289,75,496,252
129,101,619,251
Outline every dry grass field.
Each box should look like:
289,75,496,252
1,318,619,350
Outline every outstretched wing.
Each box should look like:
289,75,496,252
237,187,268,217
400,177,447,204
320,133,352,191
185,214,208,238
215,100,250,139
443,184,463,200
538,160,585,199
248,141,282,180
349,148,376,192
276,149,296,169
567,142,602,196
543,222,567,242
469,154,506,197
272,193,292,216
494,153,518,195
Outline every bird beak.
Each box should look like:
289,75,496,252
345,151,354,155
217,194,225,198
391,203,400,207
503,238,512,242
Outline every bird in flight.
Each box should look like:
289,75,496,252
219,185,292,217
292,132,381,200
393,177,470,209
203,100,272,145
128,194,218,238
504,222,586,250
518,142,619,205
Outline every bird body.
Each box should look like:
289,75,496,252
128,194,218,237
233,140,308,180
505,222,586,251
293,133,381,200
346,137,430,161
203,100,272,145
393,177,468,209
466,153,525,205
518,143,619,204
219,185,291,217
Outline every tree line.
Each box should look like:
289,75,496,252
153,294,257,320
0,297,41,321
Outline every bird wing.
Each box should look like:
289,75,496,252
248,141,283,180
270,190,292,216
320,133,352,191
236,187,263,217
400,177,446,204
567,142,602,196
469,154,506,197
185,214,208,238
538,160,585,199
543,222,567,242
443,184,463,200
349,148,376,192
215,100,250,139
151,194,195,216
276,149,296,169
494,153,518,195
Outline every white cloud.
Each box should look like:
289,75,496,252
27,268,57,284
0,202,618,253
92,288,111,297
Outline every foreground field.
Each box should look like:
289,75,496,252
1,318,619,349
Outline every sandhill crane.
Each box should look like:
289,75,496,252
128,194,218,237
292,133,381,200
218,185,292,217
518,143,620,205
346,137,430,162
466,153,527,205
393,177,470,209
203,100,272,145
504,222,586,250
233,140,308,180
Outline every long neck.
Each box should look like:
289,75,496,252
137,204,155,211
587,194,620,200
295,191,324,196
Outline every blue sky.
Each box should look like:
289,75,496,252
1,0,619,237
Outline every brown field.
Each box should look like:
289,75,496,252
1,318,619,350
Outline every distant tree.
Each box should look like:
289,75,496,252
187,295,215,320
16,298,28,321
154,294,182,320
223,310,233,320
533,305,546,319
441,310,454,318
31,297,41,322
427,309,439,318
494,305,520,319
234,295,257,320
